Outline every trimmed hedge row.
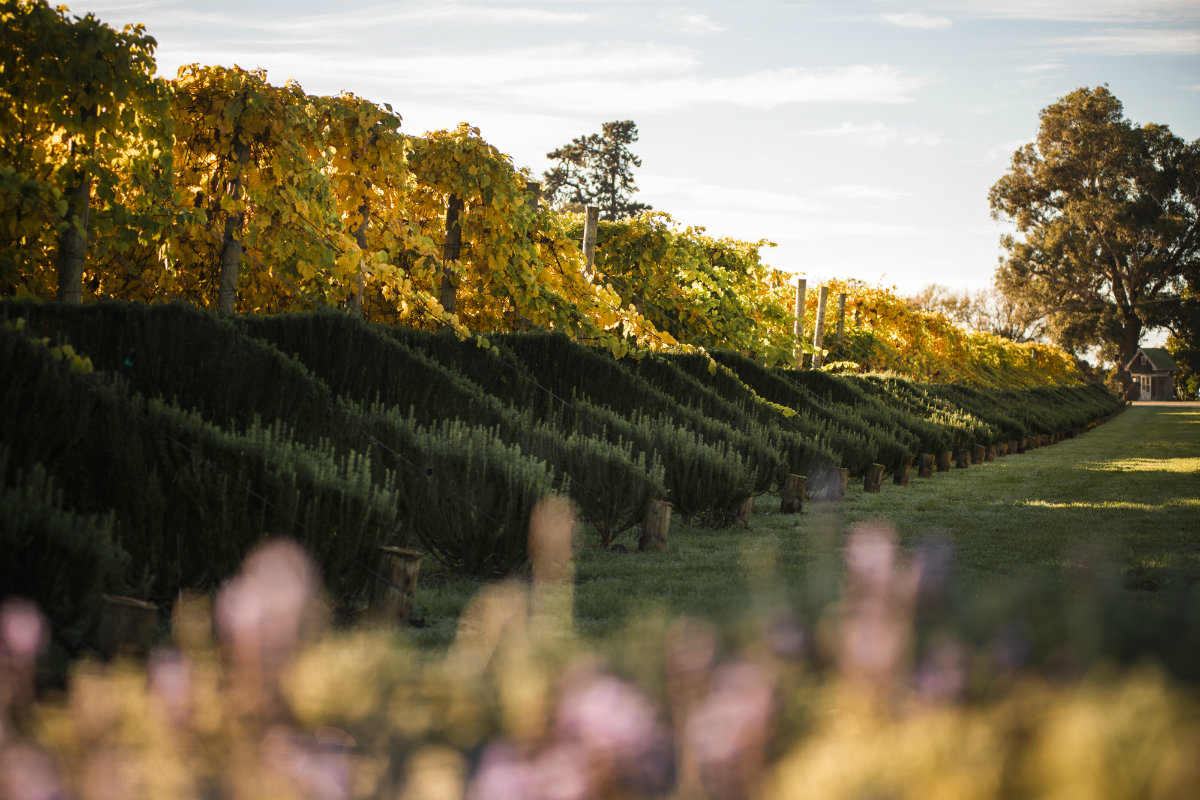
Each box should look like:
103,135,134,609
2,300,1124,658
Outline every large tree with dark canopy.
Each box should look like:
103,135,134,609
542,120,651,221
988,85,1200,386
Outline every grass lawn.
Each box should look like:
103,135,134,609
409,405,1200,653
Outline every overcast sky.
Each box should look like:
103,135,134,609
80,0,1200,300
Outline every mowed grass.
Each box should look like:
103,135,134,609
409,405,1200,650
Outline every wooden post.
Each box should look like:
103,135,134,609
971,444,985,465
822,467,848,500
894,456,912,485
918,453,934,478
1041,434,1051,448
440,193,464,319
811,285,830,369
793,278,807,368
780,474,807,513
370,547,423,627
97,595,158,658
955,450,969,469
639,499,672,553
734,496,755,529
937,451,952,472
864,463,884,493
582,205,599,280
836,292,847,345
998,442,1008,457
985,444,997,462
1010,440,1019,455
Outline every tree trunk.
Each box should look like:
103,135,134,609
349,202,369,317
440,193,464,319
811,285,829,368
56,160,91,304
217,138,252,315
582,205,599,280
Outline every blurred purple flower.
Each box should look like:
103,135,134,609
765,607,808,662
555,662,673,794
1,599,49,723
0,600,48,667
468,741,536,800
215,539,321,666
913,636,970,705
147,648,193,731
0,743,64,800
685,659,775,769
260,725,355,800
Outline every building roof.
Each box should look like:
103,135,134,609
1125,347,1180,373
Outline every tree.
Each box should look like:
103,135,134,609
989,86,1200,386
908,284,1045,343
0,0,172,302
543,120,651,221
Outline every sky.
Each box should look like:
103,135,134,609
78,0,1200,306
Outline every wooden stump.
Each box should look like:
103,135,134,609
998,442,1008,457
955,450,969,469
370,547,423,627
639,499,672,553
821,468,849,500
780,474,807,513
971,444,985,465
985,444,997,462
97,595,158,658
937,451,952,472
864,463,885,493
1018,437,1028,454
1040,434,1050,448
894,457,912,486
734,496,755,529
918,453,934,478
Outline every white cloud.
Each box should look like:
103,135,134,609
1052,28,1200,56
804,121,948,147
668,10,724,34
821,184,912,202
881,13,953,30
639,175,822,216
945,0,1200,23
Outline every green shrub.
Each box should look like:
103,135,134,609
359,411,557,575
0,445,138,652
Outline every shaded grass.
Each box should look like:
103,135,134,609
407,406,1200,652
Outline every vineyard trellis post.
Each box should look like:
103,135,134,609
812,284,829,369
793,277,807,367
836,292,847,345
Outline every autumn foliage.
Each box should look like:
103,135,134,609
1,3,1083,387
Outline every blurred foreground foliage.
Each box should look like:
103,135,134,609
2,511,1198,800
